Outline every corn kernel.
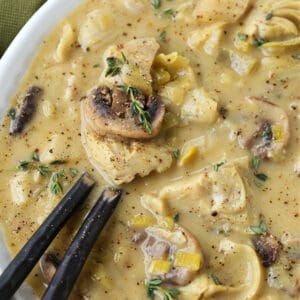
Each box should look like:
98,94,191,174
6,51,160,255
158,216,174,231
272,125,284,142
174,252,202,271
179,146,198,166
234,39,250,52
152,68,171,87
149,259,171,275
129,214,156,229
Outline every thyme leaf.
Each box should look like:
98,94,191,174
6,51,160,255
152,0,161,9
105,52,127,77
32,151,40,162
251,156,261,170
255,173,268,181
213,162,224,172
8,108,16,120
210,274,221,285
254,37,267,48
265,12,273,20
160,30,167,42
50,160,66,165
17,161,30,171
146,278,180,300
38,165,49,177
250,221,268,234
173,213,180,222
118,85,152,134
50,173,63,194
237,32,247,41
69,167,78,177
163,9,176,18
172,149,180,160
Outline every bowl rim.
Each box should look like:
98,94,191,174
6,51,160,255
0,0,83,299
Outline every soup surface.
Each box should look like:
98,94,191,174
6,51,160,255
0,0,299,299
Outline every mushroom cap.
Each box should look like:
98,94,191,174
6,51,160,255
82,86,165,140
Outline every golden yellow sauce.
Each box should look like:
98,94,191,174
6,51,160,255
0,0,299,299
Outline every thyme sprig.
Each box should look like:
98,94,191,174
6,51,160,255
146,278,180,300
105,52,128,77
118,85,152,133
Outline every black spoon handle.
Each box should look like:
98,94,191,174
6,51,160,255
42,187,122,300
0,172,95,299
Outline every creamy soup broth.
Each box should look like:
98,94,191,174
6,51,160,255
0,0,299,299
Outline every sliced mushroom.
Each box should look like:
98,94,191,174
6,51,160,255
268,236,300,297
40,252,60,284
237,97,290,160
10,86,42,135
252,234,281,267
82,85,165,139
136,223,203,286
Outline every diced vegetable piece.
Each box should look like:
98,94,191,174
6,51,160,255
158,216,175,231
174,252,202,271
272,125,284,142
148,259,172,275
129,215,156,229
179,146,198,166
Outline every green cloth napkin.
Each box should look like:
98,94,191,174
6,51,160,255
0,0,46,56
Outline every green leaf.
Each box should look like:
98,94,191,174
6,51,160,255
163,9,176,18
251,156,261,170
173,213,180,222
38,165,49,177
168,289,180,296
8,108,16,120
105,57,122,77
172,149,180,160
152,0,161,9
293,53,300,60
147,278,162,286
254,180,264,188
17,161,29,171
237,32,247,41
213,162,224,172
255,173,268,181
32,151,40,162
250,221,268,234
50,174,63,194
210,273,221,285
69,167,78,177
50,160,65,165
265,12,273,20
254,37,267,48
160,30,167,42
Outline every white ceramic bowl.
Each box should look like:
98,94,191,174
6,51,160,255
0,1,82,299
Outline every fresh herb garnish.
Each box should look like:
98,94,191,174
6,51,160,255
50,173,63,194
250,221,267,234
151,0,161,9
69,167,78,177
146,278,180,300
254,181,264,188
38,165,49,177
17,161,29,171
254,37,267,48
172,149,180,160
50,160,66,165
8,108,16,120
163,9,176,18
93,64,100,68
118,85,152,133
210,274,221,285
213,162,224,172
237,32,247,41
265,12,273,20
251,156,261,170
160,30,167,42
105,52,127,77
32,151,40,162
173,213,180,222
255,173,268,181
293,53,300,60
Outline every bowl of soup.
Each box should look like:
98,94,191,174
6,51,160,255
0,0,299,299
